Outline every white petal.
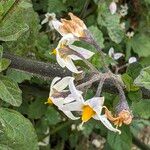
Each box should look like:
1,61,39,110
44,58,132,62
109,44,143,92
69,54,81,60
68,78,84,102
64,94,76,104
61,110,80,120
85,97,104,114
114,53,124,60
50,77,61,96
65,57,82,74
51,97,64,108
97,115,121,134
128,57,137,64
41,18,48,25
109,2,117,15
69,45,94,59
61,101,83,111
56,50,66,68
53,76,72,92
59,34,76,46
51,20,64,35
108,47,114,57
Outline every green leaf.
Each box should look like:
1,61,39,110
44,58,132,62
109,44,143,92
28,98,47,119
88,26,104,48
0,75,22,106
128,90,142,102
0,45,3,58
45,107,61,125
0,108,39,150
0,23,29,41
48,0,66,13
6,69,32,83
131,34,150,57
97,2,124,43
107,126,132,150
126,63,142,79
0,58,11,72
134,66,150,90
132,100,150,119
122,74,139,91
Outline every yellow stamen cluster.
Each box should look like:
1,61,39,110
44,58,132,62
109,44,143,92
82,105,96,122
45,97,53,105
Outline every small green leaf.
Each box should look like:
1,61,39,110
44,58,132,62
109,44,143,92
126,63,142,79
89,26,104,48
48,0,66,13
0,45,3,58
0,108,39,150
134,66,150,90
0,75,22,106
45,107,61,125
28,98,47,119
122,74,139,91
97,2,124,43
131,34,150,57
107,126,132,150
6,68,32,83
128,90,142,102
0,58,11,72
132,100,150,119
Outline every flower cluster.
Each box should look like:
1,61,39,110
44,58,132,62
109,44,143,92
43,12,133,134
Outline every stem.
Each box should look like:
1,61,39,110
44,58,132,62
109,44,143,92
95,76,107,97
115,63,129,74
77,74,101,89
80,0,91,18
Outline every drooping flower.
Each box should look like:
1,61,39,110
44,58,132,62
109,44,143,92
60,78,121,134
45,76,80,120
119,3,128,17
104,106,133,127
42,12,88,38
52,34,94,74
109,2,117,15
108,47,124,60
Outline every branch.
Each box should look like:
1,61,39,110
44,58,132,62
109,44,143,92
3,53,150,99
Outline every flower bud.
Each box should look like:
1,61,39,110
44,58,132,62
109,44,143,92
109,2,117,15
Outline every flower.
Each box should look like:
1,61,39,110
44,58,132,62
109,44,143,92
104,106,133,127
109,2,117,15
128,57,137,64
42,12,87,38
41,13,57,29
119,4,128,17
59,12,87,38
45,76,80,120
126,31,134,38
108,47,124,60
60,78,121,134
52,34,94,74
92,139,101,148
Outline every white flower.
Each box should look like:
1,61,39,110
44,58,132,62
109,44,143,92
109,2,117,15
92,139,101,148
46,76,80,120
108,47,124,60
60,78,121,134
41,13,57,29
128,57,137,64
52,34,94,74
119,4,128,17
126,31,134,38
